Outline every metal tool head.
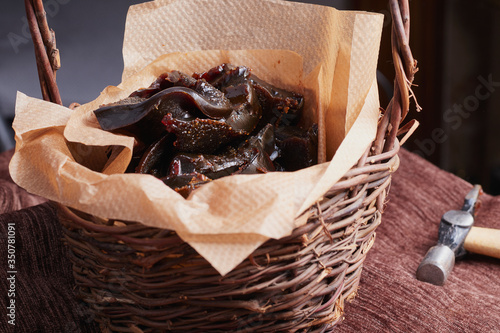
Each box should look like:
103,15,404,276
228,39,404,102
416,244,455,285
416,185,482,285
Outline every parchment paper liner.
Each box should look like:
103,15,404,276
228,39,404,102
10,0,383,275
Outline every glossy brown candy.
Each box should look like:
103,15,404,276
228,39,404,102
236,147,275,174
196,64,303,129
166,124,277,182
161,173,211,198
251,75,304,128
162,114,247,153
167,147,256,180
129,71,197,99
246,124,277,159
195,64,262,133
278,125,318,169
192,64,226,83
235,124,277,174
130,69,241,115
275,124,318,171
224,82,261,133
136,134,175,177
193,63,248,88
95,63,317,195
94,86,233,144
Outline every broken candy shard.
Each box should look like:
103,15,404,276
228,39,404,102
136,134,175,178
194,64,262,133
193,63,249,88
235,125,276,174
129,70,197,99
166,123,277,182
129,70,231,111
162,114,247,153
245,123,277,159
161,172,212,198
195,64,301,129
168,147,255,180
168,123,278,180
275,124,318,171
94,86,233,144
237,150,275,174
251,75,304,128
223,81,262,133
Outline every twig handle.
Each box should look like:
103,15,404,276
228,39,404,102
373,0,419,155
25,0,62,105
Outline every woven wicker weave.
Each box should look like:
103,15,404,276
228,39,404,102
26,0,417,331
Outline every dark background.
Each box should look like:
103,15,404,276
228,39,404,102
1,0,499,194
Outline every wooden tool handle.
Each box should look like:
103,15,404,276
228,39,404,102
464,226,500,259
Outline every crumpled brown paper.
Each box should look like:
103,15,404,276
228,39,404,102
9,0,383,275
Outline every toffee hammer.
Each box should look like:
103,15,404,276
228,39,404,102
416,185,500,285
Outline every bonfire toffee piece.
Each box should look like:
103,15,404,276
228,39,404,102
94,64,318,197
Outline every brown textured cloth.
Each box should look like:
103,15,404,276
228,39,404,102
0,150,46,214
0,148,499,332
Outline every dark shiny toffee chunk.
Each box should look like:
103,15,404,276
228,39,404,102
167,124,277,181
136,134,175,177
167,147,255,180
129,70,197,99
275,124,319,171
161,173,211,198
94,86,233,145
94,64,318,197
162,114,246,153
195,63,304,128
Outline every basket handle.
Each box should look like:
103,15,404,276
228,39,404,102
374,0,419,154
25,0,62,105
25,0,417,151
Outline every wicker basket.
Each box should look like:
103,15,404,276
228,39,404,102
26,0,417,331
